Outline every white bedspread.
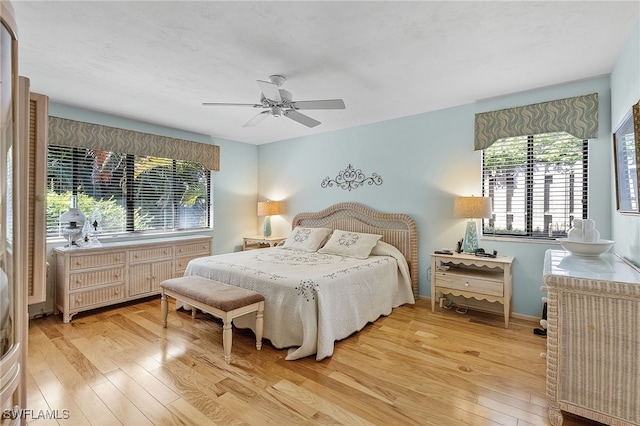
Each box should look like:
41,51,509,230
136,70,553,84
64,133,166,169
184,245,414,360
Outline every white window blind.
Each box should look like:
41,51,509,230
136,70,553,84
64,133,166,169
482,132,588,239
47,145,211,237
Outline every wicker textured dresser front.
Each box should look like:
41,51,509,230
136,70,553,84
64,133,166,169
543,250,640,426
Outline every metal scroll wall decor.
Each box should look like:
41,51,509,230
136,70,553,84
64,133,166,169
321,164,383,191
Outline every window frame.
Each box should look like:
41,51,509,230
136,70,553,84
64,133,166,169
481,134,588,240
46,144,212,239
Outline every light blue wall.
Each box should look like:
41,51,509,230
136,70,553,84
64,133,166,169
257,77,613,318
610,19,640,267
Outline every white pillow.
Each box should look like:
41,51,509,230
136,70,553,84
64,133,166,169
318,230,382,259
282,227,332,252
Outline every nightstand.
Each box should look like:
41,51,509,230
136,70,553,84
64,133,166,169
243,235,286,250
430,252,514,328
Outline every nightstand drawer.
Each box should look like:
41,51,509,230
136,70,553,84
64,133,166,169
436,272,503,297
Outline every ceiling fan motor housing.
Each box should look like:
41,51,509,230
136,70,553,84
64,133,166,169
260,89,292,109
268,75,286,86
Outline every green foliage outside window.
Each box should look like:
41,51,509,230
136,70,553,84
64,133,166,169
46,190,152,235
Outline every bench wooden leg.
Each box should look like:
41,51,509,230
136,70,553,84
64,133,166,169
160,283,265,364
161,291,168,328
222,317,233,364
255,301,264,350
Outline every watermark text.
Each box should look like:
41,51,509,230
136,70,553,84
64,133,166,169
2,408,70,420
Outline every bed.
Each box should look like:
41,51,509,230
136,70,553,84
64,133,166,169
184,202,418,361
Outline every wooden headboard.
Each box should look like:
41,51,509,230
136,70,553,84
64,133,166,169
292,202,419,300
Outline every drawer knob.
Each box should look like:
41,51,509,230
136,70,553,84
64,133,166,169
465,282,470,287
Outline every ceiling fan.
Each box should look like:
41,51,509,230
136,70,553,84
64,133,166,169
202,75,345,128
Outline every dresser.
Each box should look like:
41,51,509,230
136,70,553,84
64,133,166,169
55,235,211,323
543,249,640,426
431,252,514,328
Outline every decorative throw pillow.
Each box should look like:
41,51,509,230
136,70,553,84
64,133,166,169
318,230,382,259
282,227,333,252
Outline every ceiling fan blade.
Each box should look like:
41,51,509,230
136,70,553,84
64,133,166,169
284,109,321,128
202,102,261,107
243,111,270,127
257,80,282,102
290,99,346,110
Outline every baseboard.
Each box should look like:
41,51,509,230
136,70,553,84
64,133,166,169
417,295,539,323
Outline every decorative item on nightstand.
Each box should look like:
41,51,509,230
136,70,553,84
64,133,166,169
257,200,283,237
453,196,492,253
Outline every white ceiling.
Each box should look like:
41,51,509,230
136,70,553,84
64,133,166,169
12,1,640,145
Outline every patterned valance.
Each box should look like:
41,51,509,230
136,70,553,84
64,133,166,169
49,116,220,171
474,93,599,151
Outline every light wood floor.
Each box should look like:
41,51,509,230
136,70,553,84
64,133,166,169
26,297,601,426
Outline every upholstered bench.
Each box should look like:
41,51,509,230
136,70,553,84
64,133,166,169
160,275,265,363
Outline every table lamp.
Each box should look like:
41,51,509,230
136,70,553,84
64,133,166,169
453,196,492,253
60,195,86,247
257,201,283,237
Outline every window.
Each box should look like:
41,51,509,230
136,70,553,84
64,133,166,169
47,145,211,237
613,102,640,214
482,132,587,239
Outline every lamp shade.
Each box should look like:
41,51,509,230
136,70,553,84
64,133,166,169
453,196,492,219
60,208,86,224
257,201,283,216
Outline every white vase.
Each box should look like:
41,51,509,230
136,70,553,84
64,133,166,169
567,219,583,241
582,219,599,242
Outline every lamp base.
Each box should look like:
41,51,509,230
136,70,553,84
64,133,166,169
263,216,272,237
462,220,479,253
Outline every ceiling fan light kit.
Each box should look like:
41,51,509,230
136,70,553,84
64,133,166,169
203,75,345,128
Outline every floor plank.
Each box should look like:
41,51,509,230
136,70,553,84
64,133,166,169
26,297,602,425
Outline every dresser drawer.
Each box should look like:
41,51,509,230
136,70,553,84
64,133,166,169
175,241,211,257
174,255,205,274
69,267,125,290
436,272,503,297
70,284,126,309
69,251,125,270
129,246,172,263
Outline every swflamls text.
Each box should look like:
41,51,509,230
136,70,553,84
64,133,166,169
2,408,70,420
